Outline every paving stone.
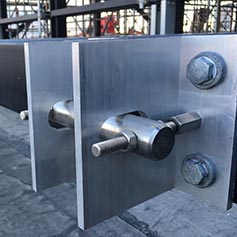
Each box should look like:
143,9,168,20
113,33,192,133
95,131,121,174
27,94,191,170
0,144,17,157
87,217,147,237
0,106,30,157
128,189,237,237
0,174,75,237
0,152,29,171
0,174,30,205
68,217,146,237
6,162,32,186
43,183,77,219
0,142,32,185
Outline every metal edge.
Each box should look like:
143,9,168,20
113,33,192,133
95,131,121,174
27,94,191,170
72,41,85,230
24,42,38,191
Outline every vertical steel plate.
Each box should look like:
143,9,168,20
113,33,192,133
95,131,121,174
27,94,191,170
25,41,75,191
174,34,237,209
0,44,27,112
73,35,237,229
24,38,116,191
73,37,181,229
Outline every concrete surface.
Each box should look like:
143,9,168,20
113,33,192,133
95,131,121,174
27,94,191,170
0,106,236,237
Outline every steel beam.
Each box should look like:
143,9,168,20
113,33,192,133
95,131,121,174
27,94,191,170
0,14,38,25
93,0,101,37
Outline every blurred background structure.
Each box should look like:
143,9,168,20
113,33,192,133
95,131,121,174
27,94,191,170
0,0,236,39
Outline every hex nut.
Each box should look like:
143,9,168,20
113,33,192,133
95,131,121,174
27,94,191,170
181,153,217,188
187,51,226,89
119,130,137,152
167,111,201,134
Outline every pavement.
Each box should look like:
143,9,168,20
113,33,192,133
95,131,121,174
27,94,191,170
0,105,237,237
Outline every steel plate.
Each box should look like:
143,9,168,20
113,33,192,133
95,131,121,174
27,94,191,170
25,41,75,191
73,34,237,229
73,37,181,229
174,34,237,210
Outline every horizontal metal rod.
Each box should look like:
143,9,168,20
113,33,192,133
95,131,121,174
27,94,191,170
0,14,38,25
92,136,128,157
20,110,29,121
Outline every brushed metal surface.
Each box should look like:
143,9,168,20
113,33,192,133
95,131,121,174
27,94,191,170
0,44,27,112
24,38,116,191
73,37,181,229
25,35,237,229
0,39,79,113
174,34,237,210
25,41,75,191
48,99,74,129
73,35,237,229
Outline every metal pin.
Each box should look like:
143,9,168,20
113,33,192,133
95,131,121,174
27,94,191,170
20,110,29,121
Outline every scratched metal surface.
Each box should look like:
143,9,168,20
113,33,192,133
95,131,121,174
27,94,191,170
0,44,27,112
174,34,237,210
24,38,124,192
73,37,181,229
25,41,75,191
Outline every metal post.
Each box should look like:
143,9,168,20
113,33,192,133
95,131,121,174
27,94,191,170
206,0,210,32
160,0,167,35
93,0,101,37
150,4,157,35
216,0,221,32
50,0,67,37
160,0,176,35
124,9,127,34
37,0,41,37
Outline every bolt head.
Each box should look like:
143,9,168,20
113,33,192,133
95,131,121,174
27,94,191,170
181,153,217,188
187,56,215,86
186,51,226,89
181,159,208,185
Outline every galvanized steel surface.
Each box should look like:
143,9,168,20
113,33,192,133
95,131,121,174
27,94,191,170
73,34,237,229
175,34,237,210
25,41,75,191
24,34,237,230
0,45,27,112
73,37,180,229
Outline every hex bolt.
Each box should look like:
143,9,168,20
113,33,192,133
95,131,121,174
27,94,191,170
92,130,137,158
20,110,29,121
181,159,208,185
186,51,226,89
181,153,216,188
